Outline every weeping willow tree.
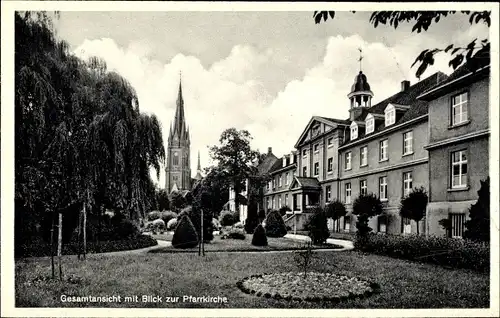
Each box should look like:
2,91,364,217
15,11,164,276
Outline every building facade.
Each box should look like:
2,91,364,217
259,62,490,238
420,64,490,238
165,79,192,192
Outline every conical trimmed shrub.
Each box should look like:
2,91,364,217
252,224,268,246
172,214,199,249
264,210,287,238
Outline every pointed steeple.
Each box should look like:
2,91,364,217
172,72,187,139
194,150,203,181
197,151,201,171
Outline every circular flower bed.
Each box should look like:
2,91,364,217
237,272,379,302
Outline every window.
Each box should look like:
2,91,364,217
278,174,282,187
360,180,367,196
402,217,411,234
345,152,352,170
378,215,387,233
365,114,374,134
272,196,275,209
451,92,468,126
278,196,282,208
314,162,319,176
345,183,352,204
450,213,466,238
173,175,178,182
302,149,307,157
344,216,351,232
379,139,388,161
267,181,271,191
379,176,387,201
403,172,413,197
350,122,358,140
266,197,270,209
327,158,333,172
173,152,179,165
385,104,395,126
403,131,413,155
314,144,319,153
360,146,368,166
327,137,333,147
285,172,290,186
285,194,289,207
272,179,276,189
302,166,307,177
451,150,468,188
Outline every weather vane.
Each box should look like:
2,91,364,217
358,48,363,72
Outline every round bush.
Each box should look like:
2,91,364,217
212,218,222,231
264,210,287,238
147,211,161,221
172,215,199,249
219,210,236,227
233,222,244,229
221,227,246,240
166,218,178,231
159,211,178,225
305,207,330,245
252,224,268,246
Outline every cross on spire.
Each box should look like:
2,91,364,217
358,48,363,72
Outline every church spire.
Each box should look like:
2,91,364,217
172,72,186,138
197,151,201,171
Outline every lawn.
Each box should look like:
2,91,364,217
149,233,343,253
15,250,488,308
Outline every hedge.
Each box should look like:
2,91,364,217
357,233,489,272
16,234,158,258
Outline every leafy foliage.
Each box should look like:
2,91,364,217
279,205,292,216
357,233,489,272
251,224,268,246
264,210,288,238
219,210,237,227
313,11,491,79
221,227,246,240
464,177,490,242
325,200,347,232
293,241,316,279
169,191,186,212
352,193,383,247
399,187,428,235
171,215,199,249
305,206,330,245
156,189,170,211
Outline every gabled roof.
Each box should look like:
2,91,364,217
290,176,321,190
294,116,349,148
269,157,296,174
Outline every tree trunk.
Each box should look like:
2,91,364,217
50,211,55,279
57,212,63,280
234,178,240,213
83,202,87,260
416,220,420,235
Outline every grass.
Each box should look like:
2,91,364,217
15,250,488,308
149,234,343,253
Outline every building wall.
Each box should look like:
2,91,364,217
263,165,296,212
428,77,489,144
165,145,191,192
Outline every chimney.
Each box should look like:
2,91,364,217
290,151,295,164
401,80,410,92
267,147,272,154
283,155,287,167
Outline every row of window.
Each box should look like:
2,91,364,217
266,194,291,209
344,131,413,170
301,137,335,158
267,171,296,191
343,171,413,204
350,92,468,141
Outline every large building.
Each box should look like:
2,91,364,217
260,61,490,237
165,79,192,192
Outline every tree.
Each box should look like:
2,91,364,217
325,200,347,232
171,214,199,249
352,193,383,241
464,177,490,242
264,210,288,238
156,188,170,211
169,191,186,212
251,224,268,247
313,11,491,79
399,187,428,235
209,128,260,213
305,206,330,245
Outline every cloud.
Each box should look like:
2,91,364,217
73,25,486,187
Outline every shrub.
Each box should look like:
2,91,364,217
221,227,246,240
251,224,268,246
166,218,178,231
325,200,347,232
219,210,237,227
171,215,199,249
279,206,292,216
258,209,266,221
147,211,161,221
115,219,139,239
189,205,214,242
399,187,428,235
305,206,329,245
352,193,383,247
358,233,489,272
233,222,244,229
244,216,259,234
146,219,165,234
264,210,287,238
464,177,490,242
159,211,178,225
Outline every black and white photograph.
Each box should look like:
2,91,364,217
1,1,499,317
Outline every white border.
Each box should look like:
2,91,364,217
1,2,499,317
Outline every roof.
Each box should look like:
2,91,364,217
256,152,278,175
340,72,447,147
350,71,373,94
317,116,351,125
295,177,321,189
268,156,297,174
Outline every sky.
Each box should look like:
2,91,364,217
53,10,489,187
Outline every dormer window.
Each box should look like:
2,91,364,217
350,122,358,140
385,104,396,126
365,114,374,134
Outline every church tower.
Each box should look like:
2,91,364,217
165,76,192,192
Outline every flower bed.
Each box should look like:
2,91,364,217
237,272,379,302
